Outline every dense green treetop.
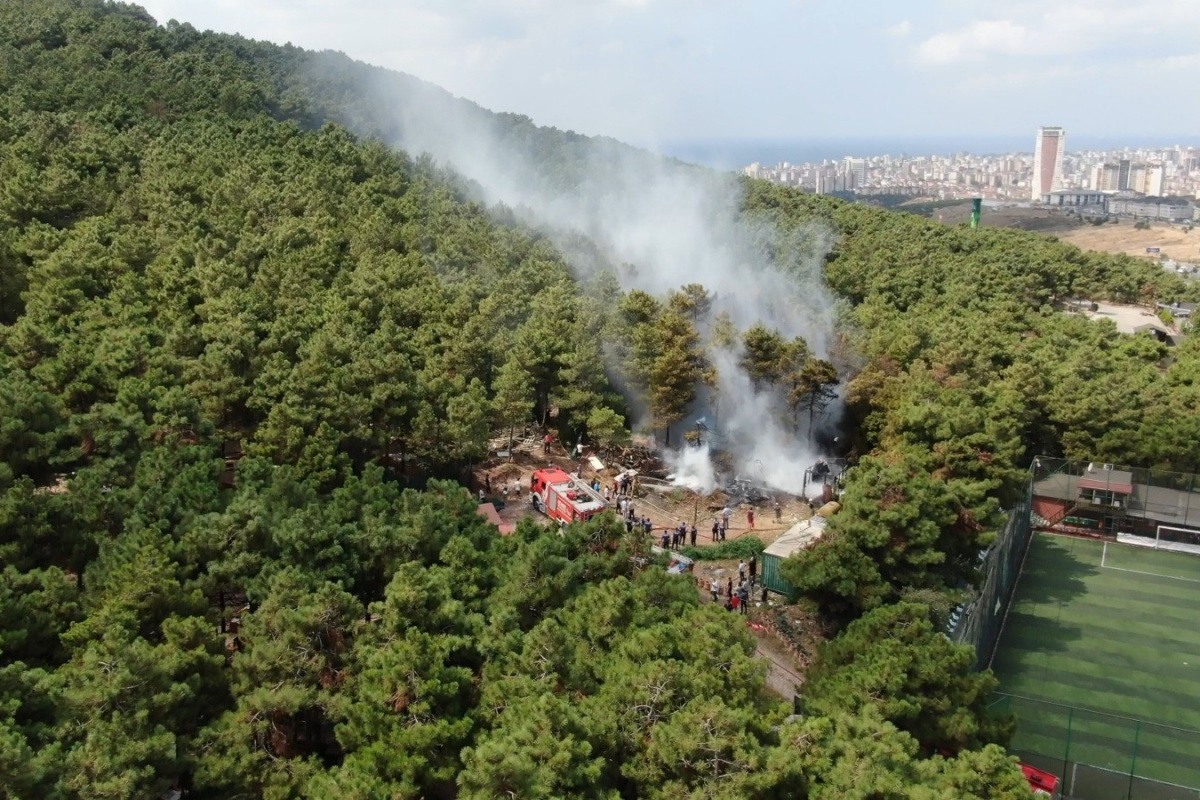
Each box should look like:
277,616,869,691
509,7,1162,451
10,1,1198,796
743,177,1200,622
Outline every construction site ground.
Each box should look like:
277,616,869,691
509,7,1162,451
474,433,826,700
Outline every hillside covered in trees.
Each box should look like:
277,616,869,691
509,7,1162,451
4,2,1200,798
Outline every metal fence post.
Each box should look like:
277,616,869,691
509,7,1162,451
1127,720,1141,800
1063,705,1074,779
1180,472,1190,534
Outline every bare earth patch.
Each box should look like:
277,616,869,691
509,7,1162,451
1057,223,1200,263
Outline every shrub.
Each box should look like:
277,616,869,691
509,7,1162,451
681,536,766,561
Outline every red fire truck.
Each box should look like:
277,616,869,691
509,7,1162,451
1020,763,1060,798
530,467,607,525
938,751,1059,797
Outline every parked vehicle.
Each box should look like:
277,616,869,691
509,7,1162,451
530,467,606,525
1020,763,1060,798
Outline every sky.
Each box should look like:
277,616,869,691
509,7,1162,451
138,0,1200,148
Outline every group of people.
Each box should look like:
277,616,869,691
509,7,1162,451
708,555,759,614
700,563,758,614
479,474,521,502
623,505,653,538
660,522,698,550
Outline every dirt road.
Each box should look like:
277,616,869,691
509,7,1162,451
754,635,805,700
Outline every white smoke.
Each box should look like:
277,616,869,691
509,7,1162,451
702,349,828,496
341,64,841,494
664,444,718,495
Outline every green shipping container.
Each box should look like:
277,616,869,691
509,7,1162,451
760,551,798,600
760,519,826,600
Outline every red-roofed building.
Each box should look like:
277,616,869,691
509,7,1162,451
1030,459,1200,549
476,502,515,535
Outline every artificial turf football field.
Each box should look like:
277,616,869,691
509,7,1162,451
991,533,1200,791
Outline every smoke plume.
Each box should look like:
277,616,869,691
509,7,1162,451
336,61,840,495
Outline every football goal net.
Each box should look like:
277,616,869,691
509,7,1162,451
1118,524,1200,555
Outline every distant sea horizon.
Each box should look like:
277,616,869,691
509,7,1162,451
657,136,1199,171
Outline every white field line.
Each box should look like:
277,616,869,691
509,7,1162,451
1100,560,1200,584
1039,532,1200,583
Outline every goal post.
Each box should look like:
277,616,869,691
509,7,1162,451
1154,524,1200,551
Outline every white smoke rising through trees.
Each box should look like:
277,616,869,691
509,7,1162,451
664,444,718,494
353,68,839,493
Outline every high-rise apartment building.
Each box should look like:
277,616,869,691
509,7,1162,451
1032,126,1066,201
1098,164,1122,191
1145,164,1166,197
1117,159,1132,191
1128,164,1147,194
842,157,867,190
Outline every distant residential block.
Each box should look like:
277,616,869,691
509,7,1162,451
1108,195,1195,222
1041,189,1106,208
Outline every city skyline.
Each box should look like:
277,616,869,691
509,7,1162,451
743,136,1200,205
137,0,1200,146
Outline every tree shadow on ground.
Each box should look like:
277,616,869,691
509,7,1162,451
1013,535,1097,607
991,536,1097,661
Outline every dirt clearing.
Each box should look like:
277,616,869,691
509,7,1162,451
1058,223,1200,263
